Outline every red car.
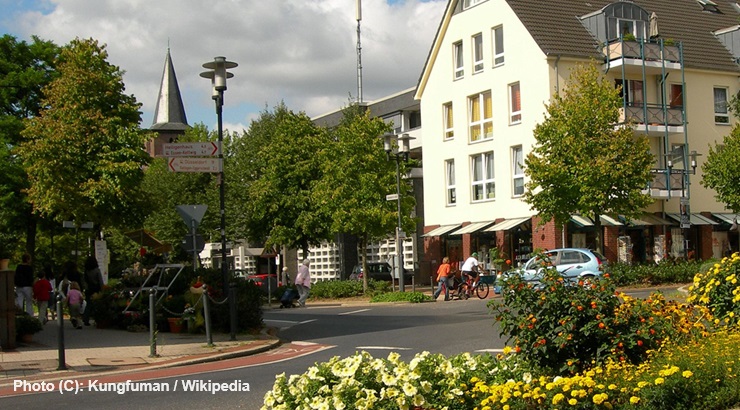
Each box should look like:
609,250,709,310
247,274,281,290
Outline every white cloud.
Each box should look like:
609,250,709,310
5,0,445,128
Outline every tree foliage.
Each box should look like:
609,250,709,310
524,63,653,252
18,38,151,230
0,35,60,258
229,102,332,254
701,125,740,213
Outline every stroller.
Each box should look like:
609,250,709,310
280,287,300,308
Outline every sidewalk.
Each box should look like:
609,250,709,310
0,316,280,386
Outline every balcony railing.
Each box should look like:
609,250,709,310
643,169,688,198
604,39,681,63
619,103,684,128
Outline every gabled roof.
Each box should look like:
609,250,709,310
151,48,188,131
416,0,740,100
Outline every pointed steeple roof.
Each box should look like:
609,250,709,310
151,48,188,131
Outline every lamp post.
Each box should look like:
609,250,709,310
665,149,701,258
200,56,237,339
382,133,414,292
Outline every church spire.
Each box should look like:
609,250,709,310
151,47,188,131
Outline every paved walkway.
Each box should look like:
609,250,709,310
0,316,280,386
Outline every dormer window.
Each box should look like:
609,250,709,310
581,2,651,43
697,0,721,13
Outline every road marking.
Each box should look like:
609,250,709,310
475,348,505,353
356,346,412,351
338,309,371,315
264,319,301,324
299,319,317,325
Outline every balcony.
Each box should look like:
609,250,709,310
603,40,681,75
642,169,688,199
618,103,684,135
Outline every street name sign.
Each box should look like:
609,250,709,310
163,142,220,157
385,194,399,201
168,157,222,173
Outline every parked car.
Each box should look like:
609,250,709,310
350,262,412,283
497,248,606,291
247,274,281,294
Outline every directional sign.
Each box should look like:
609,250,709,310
163,142,220,157
168,157,222,173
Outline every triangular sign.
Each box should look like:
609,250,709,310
176,205,208,229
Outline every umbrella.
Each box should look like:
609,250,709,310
649,12,659,39
124,229,173,254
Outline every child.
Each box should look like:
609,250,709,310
33,271,53,324
65,281,84,329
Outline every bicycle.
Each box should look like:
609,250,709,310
462,271,491,299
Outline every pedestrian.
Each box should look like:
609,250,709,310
461,252,480,296
57,261,80,299
33,270,52,324
65,281,84,329
83,256,103,326
14,254,35,316
295,259,311,307
432,256,452,301
44,265,57,320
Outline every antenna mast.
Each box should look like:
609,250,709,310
356,0,363,103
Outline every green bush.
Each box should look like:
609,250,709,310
310,279,391,299
370,291,432,303
607,259,706,286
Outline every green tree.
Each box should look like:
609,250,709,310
18,38,151,233
314,106,415,291
701,125,740,213
524,63,653,253
0,35,60,259
229,103,332,255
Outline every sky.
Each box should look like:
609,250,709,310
0,0,446,133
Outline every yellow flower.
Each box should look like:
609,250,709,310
654,377,665,385
568,398,578,405
682,370,693,378
592,393,608,405
630,396,640,404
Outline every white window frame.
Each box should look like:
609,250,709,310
445,159,456,205
471,151,495,202
454,41,464,79
512,146,524,197
492,26,504,66
509,82,521,124
443,102,454,140
472,33,484,73
463,0,487,9
469,91,493,142
714,87,730,124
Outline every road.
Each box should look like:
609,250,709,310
1,287,683,409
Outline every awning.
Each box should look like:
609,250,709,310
484,217,530,232
448,221,495,235
666,213,718,226
422,224,461,237
624,213,673,226
712,213,740,225
569,215,623,227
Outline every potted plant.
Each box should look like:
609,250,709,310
15,313,43,342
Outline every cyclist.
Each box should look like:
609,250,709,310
432,257,452,301
460,252,480,297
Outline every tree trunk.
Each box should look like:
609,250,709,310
360,235,368,293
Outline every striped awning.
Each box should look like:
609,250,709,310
624,213,674,226
666,213,718,226
421,224,461,237
448,221,495,235
484,217,530,232
569,215,623,227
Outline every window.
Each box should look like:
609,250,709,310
509,82,521,124
463,0,487,9
492,26,504,66
471,152,495,201
617,18,645,39
512,146,524,196
469,91,493,142
454,41,464,79
472,33,484,73
714,87,729,124
669,84,684,108
409,111,421,129
445,159,456,205
616,79,643,106
443,102,454,140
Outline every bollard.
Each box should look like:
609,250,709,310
229,282,237,341
412,275,415,293
203,285,213,346
56,294,67,370
149,288,158,357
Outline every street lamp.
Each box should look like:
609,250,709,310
382,133,414,292
200,56,237,339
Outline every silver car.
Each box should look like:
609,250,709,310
501,248,607,290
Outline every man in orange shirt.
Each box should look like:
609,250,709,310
433,257,452,301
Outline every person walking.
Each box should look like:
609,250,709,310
83,256,103,326
33,271,53,324
65,281,84,329
461,252,480,296
432,257,452,301
14,254,35,316
295,259,311,307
